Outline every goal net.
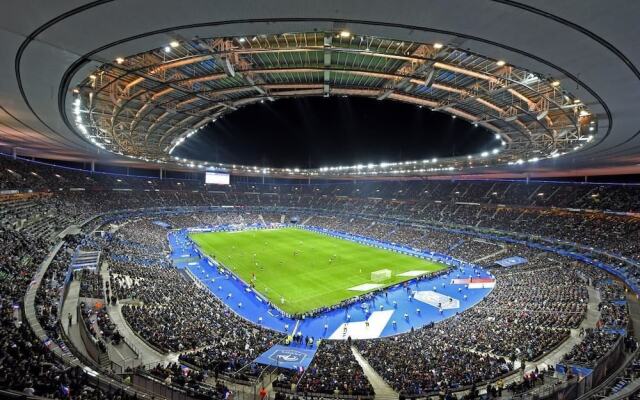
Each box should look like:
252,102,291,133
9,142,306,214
371,269,392,282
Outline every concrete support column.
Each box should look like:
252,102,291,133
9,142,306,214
91,160,95,172
159,168,163,180
12,147,17,159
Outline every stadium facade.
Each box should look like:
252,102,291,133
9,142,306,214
1,2,640,400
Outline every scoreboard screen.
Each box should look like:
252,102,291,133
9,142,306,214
205,172,230,185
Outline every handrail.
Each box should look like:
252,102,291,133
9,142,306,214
0,388,54,400
568,336,624,370
21,232,151,398
578,348,639,399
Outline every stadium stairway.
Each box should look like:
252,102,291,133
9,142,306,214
453,286,603,399
106,302,177,366
101,263,179,367
629,294,640,342
506,286,602,372
61,280,93,361
350,345,399,400
499,286,602,392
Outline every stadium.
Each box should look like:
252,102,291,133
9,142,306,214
1,2,640,400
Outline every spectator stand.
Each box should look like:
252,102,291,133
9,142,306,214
7,153,640,399
552,335,625,399
577,348,640,399
368,214,640,297
22,237,148,399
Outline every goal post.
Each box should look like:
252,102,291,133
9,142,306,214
371,269,392,282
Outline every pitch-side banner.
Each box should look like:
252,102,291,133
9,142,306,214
254,344,317,370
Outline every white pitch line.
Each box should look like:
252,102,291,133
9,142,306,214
329,310,394,340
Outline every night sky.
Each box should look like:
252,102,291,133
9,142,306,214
174,96,497,168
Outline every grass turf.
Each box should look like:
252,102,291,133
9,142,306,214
189,227,446,315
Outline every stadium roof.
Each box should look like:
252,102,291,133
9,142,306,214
1,1,640,178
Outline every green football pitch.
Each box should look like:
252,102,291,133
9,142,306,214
189,227,446,315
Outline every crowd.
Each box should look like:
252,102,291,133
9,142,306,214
599,302,629,329
123,278,281,369
4,153,640,398
3,153,640,279
0,222,136,398
103,223,283,372
146,362,232,400
352,260,591,396
357,332,512,396
35,242,75,339
273,341,374,396
78,269,104,299
563,329,621,367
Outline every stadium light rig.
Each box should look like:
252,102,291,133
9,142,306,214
71,33,599,177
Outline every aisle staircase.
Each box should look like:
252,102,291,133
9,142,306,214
98,351,111,369
351,346,398,400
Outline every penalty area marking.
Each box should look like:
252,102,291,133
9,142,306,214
413,290,460,309
468,282,496,289
330,310,394,339
348,283,384,291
